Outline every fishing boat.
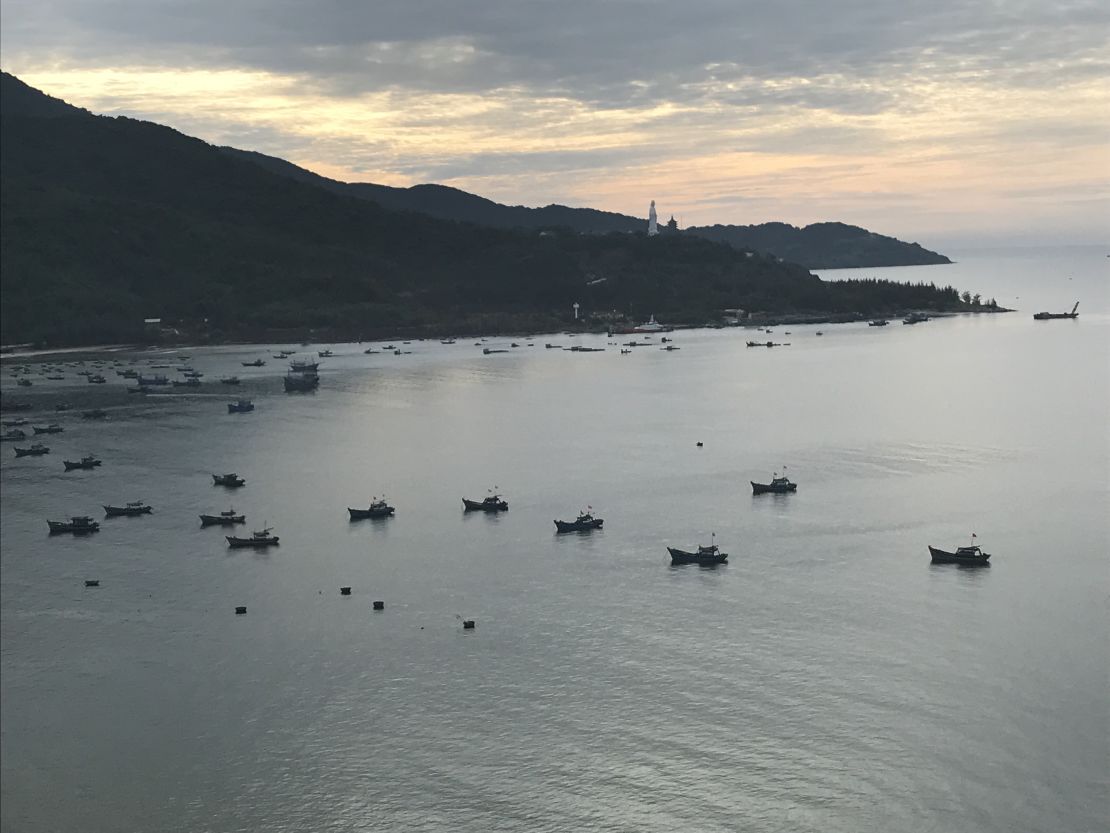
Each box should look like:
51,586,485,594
1,429,27,441
33,424,64,435
54,403,71,411
171,378,201,388
746,341,783,347
218,376,241,385
14,443,50,457
463,492,509,512
227,399,254,413
241,359,266,367
1033,301,1078,320
483,348,509,354
138,374,169,385
87,374,107,384
47,516,100,535
227,528,280,548
929,543,991,566
440,339,456,345
317,350,334,358
81,409,108,419
104,501,153,517
751,471,797,494
200,508,245,526
289,359,319,373
662,345,680,351
17,378,32,387
554,509,604,533
348,497,395,520
902,312,930,324
868,319,889,326
182,371,203,378
213,473,246,487
64,455,102,471
2,417,29,427
668,536,728,565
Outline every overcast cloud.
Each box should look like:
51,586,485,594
2,0,1107,244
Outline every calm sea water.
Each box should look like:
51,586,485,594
2,247,1107,833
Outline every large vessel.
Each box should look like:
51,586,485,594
608,315,673,335
1033,301,1078,320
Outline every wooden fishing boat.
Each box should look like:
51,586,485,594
668,541,728,565
213,473,246,487
929,544,991,566
751,472,796,494
14,443,50,457
227,399,254,413
33,424,64,434
463,493,508,512
227,528,279,548
200,509,245,526
1,429,27,441
47,516,100,535
348,498,395,520
554,511,604,533
241,359,266,367
64,456,102,471
104,501,153,517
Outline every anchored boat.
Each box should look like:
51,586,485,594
554,510,604,533
348,498,395,520
104,501,153,517
200,508,245,526
227,528,280,548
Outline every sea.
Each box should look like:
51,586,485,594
1,246,1107,833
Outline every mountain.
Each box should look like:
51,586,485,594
685,222,951,269
222,148,951,268
0,72,967,347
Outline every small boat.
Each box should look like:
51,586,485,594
171,378,201,388
64,456,102,471
213,473,246,487
902,312,930,324
1,429,27,441
608,315,673,336
751,471,797,494
117,368,139,378
554,510,604,533
14,443,50,457
17,378,32,387
182,371,203,379
868,319,889,327
227,399,254,413
2,417,29,427
33,424,64,434
1033,301,1079,320
746,341,783,348
620,349,632,354
661,345,680,351
463,493,509,512
289,359,319,373
227,528,280,548
47,516,100,535
47,375,66,381
440,339,456,345
483,348,509,354
137,374,169,385
104,501,153,517
241,359,266,367
668,538,728,565
318,350,334,357
363,348,380,354
200,508,245,526
929,544,991,566
348,497,395,520
219,376,241,385
54,403,71,411
81,409,108,419
87,374,107,384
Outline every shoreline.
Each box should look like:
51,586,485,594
0,308,1013,360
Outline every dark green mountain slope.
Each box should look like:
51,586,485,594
1,72,966,346
221,148,951,268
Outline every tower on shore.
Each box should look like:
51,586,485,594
648,200,658,236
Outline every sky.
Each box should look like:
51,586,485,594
2,0,1108,249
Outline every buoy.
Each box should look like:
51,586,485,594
235,606,247,615
373,600,384,610
340,586,352,596
462,619,475,630
85,579,99,587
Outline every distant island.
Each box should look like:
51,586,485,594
1,72,985,348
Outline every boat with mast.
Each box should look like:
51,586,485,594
1033,301,1079,320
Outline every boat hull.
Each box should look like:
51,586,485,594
213,476,245,487
63,460,101,471
928,546,991,566
104,505,152,517
668,547,728,565
463,498,508,512
226,536,279,548
48,520,100,535
751,481,796,494
554,518,604,533
200,514,245,526
348,506,395,520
